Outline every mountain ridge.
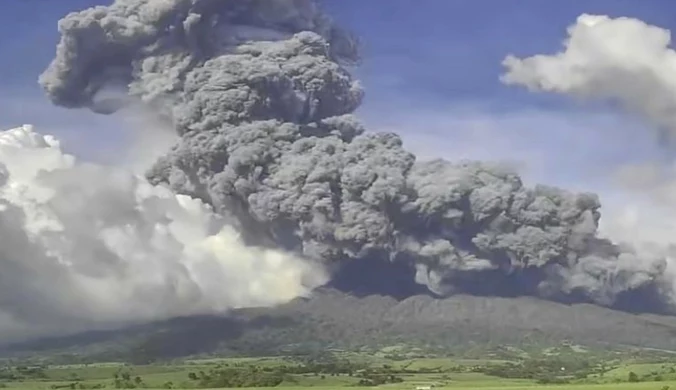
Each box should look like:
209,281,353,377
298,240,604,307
5,290,676,363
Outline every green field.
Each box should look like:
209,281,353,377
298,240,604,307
0,348,676,390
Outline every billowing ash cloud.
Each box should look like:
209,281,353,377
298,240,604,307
38,1,671,310
501,13,676,309
0,124,325,342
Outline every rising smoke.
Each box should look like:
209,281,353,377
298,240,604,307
501,12,676,310
31,0,676,322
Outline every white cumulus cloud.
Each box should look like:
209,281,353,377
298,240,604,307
501,13,676,141
0,125,327,342
500,14,676,300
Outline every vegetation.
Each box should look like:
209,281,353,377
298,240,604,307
8,292,676,364
0,346,672,389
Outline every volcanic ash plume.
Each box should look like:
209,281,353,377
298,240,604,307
0,124,325,341
38,0,670,309
501,13,676,306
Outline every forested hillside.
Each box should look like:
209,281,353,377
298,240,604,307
4,290,676,364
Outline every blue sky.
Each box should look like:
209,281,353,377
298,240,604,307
0,0,673,194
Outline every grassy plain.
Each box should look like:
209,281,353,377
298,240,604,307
1,348,676,390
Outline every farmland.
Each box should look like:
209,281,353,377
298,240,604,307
1,346,676,390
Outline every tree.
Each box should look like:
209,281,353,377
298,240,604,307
628,371,639,382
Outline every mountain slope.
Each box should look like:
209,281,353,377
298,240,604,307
5,290,676,362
